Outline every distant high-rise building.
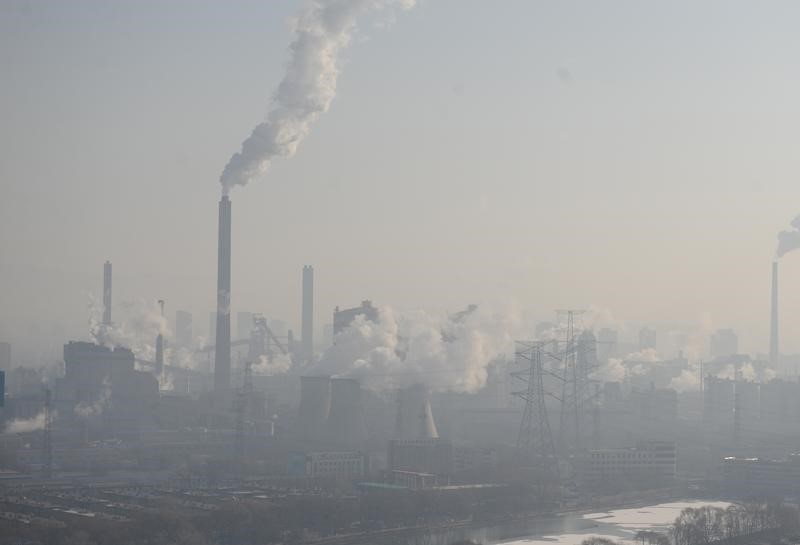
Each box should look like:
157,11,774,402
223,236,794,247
237,311,253,342
175,311,192,348
597,328,618,362
333,300,379,336
0,342,9,373
711,329,739,359
208,312,217,345
638,327,657,351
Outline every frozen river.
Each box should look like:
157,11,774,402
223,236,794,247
494,500,731,545
393,499,731,545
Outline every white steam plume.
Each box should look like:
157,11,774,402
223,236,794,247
89,296,169,362
74,379,111,418
777,214,800,258
5,411,50,433
220,0,416,194
310,305,522,393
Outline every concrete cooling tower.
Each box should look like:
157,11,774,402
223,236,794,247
325,378,367,445
395,383,439,440
297,376,331,440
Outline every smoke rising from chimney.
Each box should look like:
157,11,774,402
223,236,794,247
310,305,520,393
777,214,800,258
219,0,416,194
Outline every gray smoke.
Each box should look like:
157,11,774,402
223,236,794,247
220,0,416,194
777,214,800,258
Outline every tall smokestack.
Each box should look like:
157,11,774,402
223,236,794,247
214,196,232,397
770,260,779,367
102,261,112,325
302,265,314,363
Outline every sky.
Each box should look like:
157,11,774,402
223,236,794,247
2,0,800,365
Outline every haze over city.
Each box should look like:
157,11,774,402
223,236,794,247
3,2,800,545
3,0,800,364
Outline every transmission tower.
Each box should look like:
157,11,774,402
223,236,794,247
512,341,559,484
555,310,599,454
43,388,53,479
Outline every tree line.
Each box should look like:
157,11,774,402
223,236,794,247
579,500,800,545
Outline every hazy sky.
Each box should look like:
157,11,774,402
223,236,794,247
2,0,800,364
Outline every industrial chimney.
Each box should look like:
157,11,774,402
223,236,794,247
103,261,112,325
214,196,232,398
301,265,314,363
770,260,779,366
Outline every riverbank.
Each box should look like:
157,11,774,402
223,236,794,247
307,489,696,545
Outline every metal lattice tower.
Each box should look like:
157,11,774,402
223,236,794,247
43,388,53,479
512,341,559,483
555,310,598,454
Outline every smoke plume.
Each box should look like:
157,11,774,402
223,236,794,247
5,411,49,433
310,305,521,393
89,296,169,362
220,0,416,194
75,379,111,418
777,214,800,258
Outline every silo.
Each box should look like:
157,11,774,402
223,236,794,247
395,383,439,440
325,378,366,445
297,376,331,440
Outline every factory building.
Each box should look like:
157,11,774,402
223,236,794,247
722,455,800,496
584,441,676,484
333,300,379,336
297,451,366,479
55,342,158,437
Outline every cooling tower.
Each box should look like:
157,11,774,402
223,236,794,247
102,261,112,325
325,378,366,444
395,383,439,440
301,265,314,363
214,196,232,397
770,261,779,367
297,376,331,440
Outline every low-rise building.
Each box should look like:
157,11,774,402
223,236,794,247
584,441,676,484
302,451,366,479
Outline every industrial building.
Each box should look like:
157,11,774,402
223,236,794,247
333,300,379,336
297,451,366,479
722,455,800,496
584,441,676,485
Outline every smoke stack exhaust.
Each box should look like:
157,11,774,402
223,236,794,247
302,265,314,363
214,196,232,397
770,260,779,367
103,261,112,325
